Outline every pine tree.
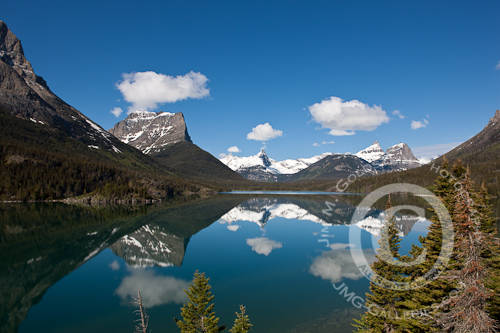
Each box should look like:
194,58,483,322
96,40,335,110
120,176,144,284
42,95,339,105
475,182,500,321
435,171,497,332
354,196,424,332
400,160,467,330
229,305,252,333
177,271,222,333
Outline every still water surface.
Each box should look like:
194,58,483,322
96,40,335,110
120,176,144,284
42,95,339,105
0,195,428,333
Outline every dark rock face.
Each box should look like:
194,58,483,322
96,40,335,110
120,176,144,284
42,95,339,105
0,20,128,152
109,111,192,154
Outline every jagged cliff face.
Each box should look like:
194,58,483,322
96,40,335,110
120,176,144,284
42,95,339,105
0,20,129,153
109,111,192,154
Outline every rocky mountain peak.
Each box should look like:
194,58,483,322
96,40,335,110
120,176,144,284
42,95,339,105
355,141,385,162
257,148,272,167
109,110,192,154
0,21,36,83
385,142,418,161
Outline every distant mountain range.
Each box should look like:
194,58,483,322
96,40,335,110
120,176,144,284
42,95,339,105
219,141,421,182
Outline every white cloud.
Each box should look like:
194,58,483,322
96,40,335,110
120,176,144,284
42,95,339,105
411,118,429,130
496,60,500,70
308,96,389,136
246,237,283,256
227,146,241,153
246,123,283,141
413,142,462,162
110,107,123,118
309,249,375,283
116,71,209,112
109,260,120,271
115,270,189,308
314,140,335,147
392,110,405,119
227,225,240,232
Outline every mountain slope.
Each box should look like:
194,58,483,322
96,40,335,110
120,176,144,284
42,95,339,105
347,110,500,216
287,154,377,181
0,20,202,200
150,141,244,182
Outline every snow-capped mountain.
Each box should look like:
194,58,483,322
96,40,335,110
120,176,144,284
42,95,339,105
110,111,191,154
220,141,421,182
357,142,421,171
220,149,332,181
355,141,385,163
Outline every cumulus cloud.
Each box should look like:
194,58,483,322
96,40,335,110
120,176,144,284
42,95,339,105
110,107,124,118
246,237,283,256
312,142,320,147
309,248,375,283
246,123,283,141
496,61,500,70
115,270,189,308
413,142,462,162
227,146,241,153
308,97,389,136
392,110,405,119
109,260,120,271
411,118,429,130
116,71,209,112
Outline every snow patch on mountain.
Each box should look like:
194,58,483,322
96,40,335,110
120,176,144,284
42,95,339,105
220,149,333,175
355,141,385,162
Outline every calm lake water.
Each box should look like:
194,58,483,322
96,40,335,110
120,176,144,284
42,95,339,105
0,195,429,333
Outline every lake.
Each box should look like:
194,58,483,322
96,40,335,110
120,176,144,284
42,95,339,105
0,195,429,333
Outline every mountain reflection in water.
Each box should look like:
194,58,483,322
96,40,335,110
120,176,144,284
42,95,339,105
0,194,429,333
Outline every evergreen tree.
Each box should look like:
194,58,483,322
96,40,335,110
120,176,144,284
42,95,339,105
435,171,497,332
229,305,252,333
475,182,500,321
177,271,223,333
355,196,424,332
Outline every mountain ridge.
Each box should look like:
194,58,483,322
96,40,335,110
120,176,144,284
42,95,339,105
220,141,421,182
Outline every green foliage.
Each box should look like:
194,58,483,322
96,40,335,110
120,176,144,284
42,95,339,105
177,271,222,333
229,305,252,333
0,109,203,201
355,197,425,332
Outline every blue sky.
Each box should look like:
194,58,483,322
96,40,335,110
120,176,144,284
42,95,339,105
3,0,500,160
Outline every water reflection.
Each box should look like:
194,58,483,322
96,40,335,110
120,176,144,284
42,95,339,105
115,270,189,307
0,194,430,333
246,237,283,256
310,247,376,283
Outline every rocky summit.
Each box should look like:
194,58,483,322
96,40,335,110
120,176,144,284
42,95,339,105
110,111,192,154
